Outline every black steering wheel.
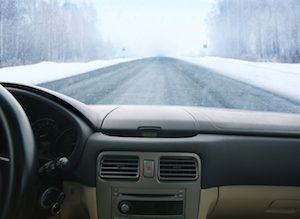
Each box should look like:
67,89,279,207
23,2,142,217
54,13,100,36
0,85,38,219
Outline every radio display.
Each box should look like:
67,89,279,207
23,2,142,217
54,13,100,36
118,200,183,215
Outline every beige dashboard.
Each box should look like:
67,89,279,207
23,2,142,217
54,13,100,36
48,183,300,219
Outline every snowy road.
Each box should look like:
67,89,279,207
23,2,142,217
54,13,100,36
39,57,300,113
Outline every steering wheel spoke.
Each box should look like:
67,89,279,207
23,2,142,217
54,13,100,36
0,156,9,167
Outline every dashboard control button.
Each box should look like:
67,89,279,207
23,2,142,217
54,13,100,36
143,160,154,178
120,203,130,213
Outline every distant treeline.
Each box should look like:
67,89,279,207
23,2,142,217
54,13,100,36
206,0,300,63
0,0,115,67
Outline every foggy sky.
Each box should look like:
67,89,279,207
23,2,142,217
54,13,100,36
69,0,215,57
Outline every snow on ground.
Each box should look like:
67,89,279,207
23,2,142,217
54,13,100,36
181,56,300,102
1,56,300,103
0,58,139,84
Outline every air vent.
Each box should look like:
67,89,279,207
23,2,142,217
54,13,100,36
158,156,198,181
100,156,139,180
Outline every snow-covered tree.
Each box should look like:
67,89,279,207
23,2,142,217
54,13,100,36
206,0,300,63
0,0,115,67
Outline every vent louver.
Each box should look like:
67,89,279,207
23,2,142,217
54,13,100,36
100,155,139,180
158,156,198,181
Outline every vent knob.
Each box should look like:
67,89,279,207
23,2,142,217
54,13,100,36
120,201,130,213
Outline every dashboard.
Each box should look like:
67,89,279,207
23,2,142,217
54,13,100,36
1,83,300,219
15,93,78,160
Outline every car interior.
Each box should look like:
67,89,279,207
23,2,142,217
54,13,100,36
1,82,300,219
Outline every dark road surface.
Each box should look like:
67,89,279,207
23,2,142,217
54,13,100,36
39,57,300,113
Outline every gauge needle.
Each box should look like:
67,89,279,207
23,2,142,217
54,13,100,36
37,133,49,139
65,142,76,147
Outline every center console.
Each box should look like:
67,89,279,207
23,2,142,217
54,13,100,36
96,152,201,219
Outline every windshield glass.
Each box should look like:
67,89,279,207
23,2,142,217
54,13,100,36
1,0,300,113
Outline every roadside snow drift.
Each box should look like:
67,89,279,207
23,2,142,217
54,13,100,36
181,57,300,102
0,58,139,84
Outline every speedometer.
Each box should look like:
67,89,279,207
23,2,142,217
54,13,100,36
53,128,78,157
32,118,58,154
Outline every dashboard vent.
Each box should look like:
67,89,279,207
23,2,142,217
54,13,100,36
158,156,198,181
100,155,139,180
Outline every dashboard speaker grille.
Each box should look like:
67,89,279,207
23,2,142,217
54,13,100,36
100,155,139,180
158,156,198,181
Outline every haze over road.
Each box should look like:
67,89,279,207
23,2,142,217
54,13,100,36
40,57,300,113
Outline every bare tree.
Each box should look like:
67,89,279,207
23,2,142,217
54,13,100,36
0,0,114,67
206,0,300,63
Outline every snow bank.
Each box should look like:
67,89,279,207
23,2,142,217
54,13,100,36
2,56,300,104
181,56,300,102
0,58,139,84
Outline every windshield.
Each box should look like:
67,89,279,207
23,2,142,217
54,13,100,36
1,0,300,113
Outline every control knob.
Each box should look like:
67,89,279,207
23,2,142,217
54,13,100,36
120,201,130,213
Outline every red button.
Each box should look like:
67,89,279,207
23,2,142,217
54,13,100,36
143,160,154,178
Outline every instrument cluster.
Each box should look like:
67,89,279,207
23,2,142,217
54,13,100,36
32,117,78,159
